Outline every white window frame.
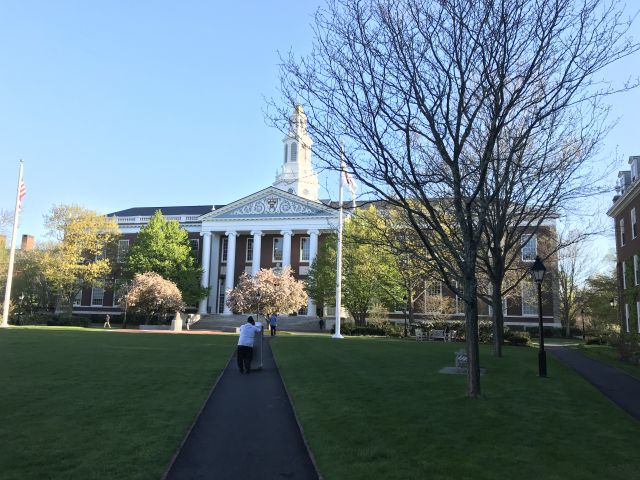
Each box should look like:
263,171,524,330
272,237,283,262
300,237,310,263
625,304,630,332
635,255,638,286
521,234,537,262
73,289,82,306
221,237,228,263
620,218,625,247
521,282,538,316
246,238,254,263
426,281,442,297
632,208,638,239
637,302,640,333
91,287,105,307
117,239,129,263
189,238,199,257
623,261,627,289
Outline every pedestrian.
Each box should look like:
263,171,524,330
103,314,111,329
269,313,278,336
318,317,325,331
237,316,261,374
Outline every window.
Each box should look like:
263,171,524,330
291,142,298,162
522,281,538,316
633,208,638,239
300,237,310,262
284,144,288,163
635,255,638,286
246,238,254,263
521,234,537,262
625,304,630,332
273,237,283,262
620,218,625,246
91,287,104,306
637,302,640,333
633,160,638,181
117,240,129,263
189,239,199,258
73,290,82,306
426,282,442,297
221,237,228,263
623,261,627,289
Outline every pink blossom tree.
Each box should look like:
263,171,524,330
120,272,185,324
226,267,308,316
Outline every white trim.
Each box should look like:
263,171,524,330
620,218,626,247
637,301,640,333
273,237,283,262
632,208,638,239
91,287,105,307
625,304,630,332
623,261,627,289
300,236,310,263
246,237,254,263
635,255,638,286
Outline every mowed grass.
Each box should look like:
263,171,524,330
0,328,237,480
271,336,639,480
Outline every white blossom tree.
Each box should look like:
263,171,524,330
120,272,185,324
226,267,308,317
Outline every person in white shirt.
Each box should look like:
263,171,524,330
237,316,261,374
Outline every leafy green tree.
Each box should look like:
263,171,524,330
40,204,119,313
307,206,403,326
583,271,618,335
124,211,207,305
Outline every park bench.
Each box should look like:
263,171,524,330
415,328,427,341
429,329,447,341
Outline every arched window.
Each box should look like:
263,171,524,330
284,144,288,163
291,142,298,162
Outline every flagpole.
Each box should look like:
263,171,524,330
2,160,24,328
333,145,345,339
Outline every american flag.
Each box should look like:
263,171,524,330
18,180,26,212
341,162,357,207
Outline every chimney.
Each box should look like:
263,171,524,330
21,235,34,251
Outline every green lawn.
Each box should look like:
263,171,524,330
571,343,640,380
272,336,639,480
0,328,237,480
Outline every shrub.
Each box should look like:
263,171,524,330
504,331,531,347
11,312,52,326
609,333,640,365
342,321,403,337
46,315,90,328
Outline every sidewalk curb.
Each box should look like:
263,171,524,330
161,350,235,480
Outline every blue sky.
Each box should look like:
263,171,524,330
1,0,639,268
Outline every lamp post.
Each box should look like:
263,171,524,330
257,292,261,325
531,256,547,377
403,295,408,337
581,308,585,340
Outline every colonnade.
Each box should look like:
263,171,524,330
198,229,320,316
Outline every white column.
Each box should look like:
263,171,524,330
198,232,212,314
223,231,237,315
307,229,319,315
207,233,220,313
281,230,292,268
251,230,262,276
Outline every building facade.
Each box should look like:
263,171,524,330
607,155,640,333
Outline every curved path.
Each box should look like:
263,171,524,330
549,346,640,420
164,337,319,480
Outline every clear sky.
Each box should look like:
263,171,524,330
1,0,639,270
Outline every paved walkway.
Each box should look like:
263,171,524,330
549,346,640,420
164,337,319,480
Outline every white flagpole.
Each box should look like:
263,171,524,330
333,145,345,339
2,160,24,328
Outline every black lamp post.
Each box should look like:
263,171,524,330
403,295,408,337
581,308,585,340
531,256,547,377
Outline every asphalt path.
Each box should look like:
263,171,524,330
165,337,319,480
549,346,640,420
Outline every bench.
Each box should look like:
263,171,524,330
415,328,427,341
429,329,447,341
455,349,468,369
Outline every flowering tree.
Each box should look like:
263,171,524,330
226,267,308,316
120,272,185,324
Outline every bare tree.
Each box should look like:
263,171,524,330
273,0,638,397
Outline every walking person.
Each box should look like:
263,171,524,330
103,314,111,329
237,316,261,374
268,313,278,336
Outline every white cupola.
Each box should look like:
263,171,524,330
273,104,320,201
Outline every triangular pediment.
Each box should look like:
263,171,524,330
199,187,336,221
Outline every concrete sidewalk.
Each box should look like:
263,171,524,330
549,346,640,420
164,337,319,480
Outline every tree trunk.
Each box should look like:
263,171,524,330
464,274,481,398
491,282,504,357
